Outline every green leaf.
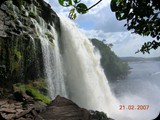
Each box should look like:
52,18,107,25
73,13,77,19
73,0,81,4
58,0,72,7
69,8,77,19
110,0,118,11
76,3,88,14
70,8,75,13
116,12,121,20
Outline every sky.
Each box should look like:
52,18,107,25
44,0,160,57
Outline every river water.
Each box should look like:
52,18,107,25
111,61,160,120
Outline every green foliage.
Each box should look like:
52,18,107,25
91,38,130,82
12,0,24,10
90,111,109,120
58,0,72,7
26,88,51,104
13,82,51,104
76,3,87,14
69,8,76,19
11,47,22,74
110,0,160,53
58,0,88,19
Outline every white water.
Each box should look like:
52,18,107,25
31,17,67,99
40,27,68,99
59,16,121,118
31,14,148,119
56,17,160,120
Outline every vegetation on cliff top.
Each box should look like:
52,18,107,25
91,38,130,82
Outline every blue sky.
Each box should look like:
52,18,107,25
44,0,160,57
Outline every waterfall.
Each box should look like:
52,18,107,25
31,13,132,119
40,26,68,99
59,16,120,118
31,17,67,99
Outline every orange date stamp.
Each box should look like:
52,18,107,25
119,105,149,110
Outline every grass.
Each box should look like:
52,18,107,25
13,82,51,104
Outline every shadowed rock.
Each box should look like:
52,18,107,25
37,95,113,120
0,94,113,120
38,95,91,120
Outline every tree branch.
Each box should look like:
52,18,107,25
87,0,103,11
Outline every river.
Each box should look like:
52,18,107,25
111,61,160,120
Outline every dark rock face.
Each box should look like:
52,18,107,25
38,95,91,120
0,0,60,89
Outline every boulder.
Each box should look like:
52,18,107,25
37,95,113,120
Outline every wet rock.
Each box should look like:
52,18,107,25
0,0,59,88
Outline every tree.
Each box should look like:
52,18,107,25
91,38,130,82
110,0,160,53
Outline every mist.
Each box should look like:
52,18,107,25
111,61,160,120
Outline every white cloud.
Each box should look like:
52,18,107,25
83,0,110,15
80,29,160,57
74,1,126,32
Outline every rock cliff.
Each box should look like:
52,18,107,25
0,0,59,89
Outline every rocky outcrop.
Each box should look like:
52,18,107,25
38,95,91,120
0,0,59,89
0,92,47,120
37,95,113,120
0,95,113,120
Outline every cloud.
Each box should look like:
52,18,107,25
83,0,110,15
80,28,160,57
74,0,126,32
94,6,126,32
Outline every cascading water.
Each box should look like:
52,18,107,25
31,17,67,99
40,25,68,99
32,14,133,119
59,16,121,118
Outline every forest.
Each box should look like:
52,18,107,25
91,38,130,82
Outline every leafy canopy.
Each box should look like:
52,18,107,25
58,0,88,19
110,0,160,53
91,38,130,81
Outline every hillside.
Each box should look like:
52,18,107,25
91,38,130,82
